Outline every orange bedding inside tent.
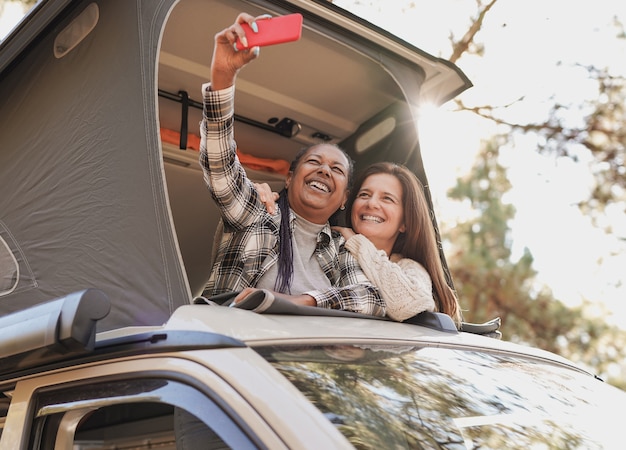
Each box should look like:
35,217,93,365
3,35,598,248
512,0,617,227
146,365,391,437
160,128,290,176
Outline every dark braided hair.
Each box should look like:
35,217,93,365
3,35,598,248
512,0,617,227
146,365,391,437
274,189,293,293
273,144,353,293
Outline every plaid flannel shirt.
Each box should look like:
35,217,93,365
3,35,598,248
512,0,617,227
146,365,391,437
199,83,384,316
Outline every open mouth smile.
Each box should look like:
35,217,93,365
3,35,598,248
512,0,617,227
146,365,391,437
307,180,331,193
360,214,384,223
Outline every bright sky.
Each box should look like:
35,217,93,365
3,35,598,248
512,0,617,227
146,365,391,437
0,1,25,38
334,0,626,325
1,1,624,326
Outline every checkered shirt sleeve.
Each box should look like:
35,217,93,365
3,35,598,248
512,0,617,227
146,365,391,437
199,83,264,228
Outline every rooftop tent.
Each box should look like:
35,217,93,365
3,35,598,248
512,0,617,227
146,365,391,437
0,0,471,332
0,0,186,330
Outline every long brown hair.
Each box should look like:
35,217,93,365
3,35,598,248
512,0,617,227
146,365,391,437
346,162,462,325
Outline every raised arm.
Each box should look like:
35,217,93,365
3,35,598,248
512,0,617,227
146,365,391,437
210,12,266,89
200,13,271,228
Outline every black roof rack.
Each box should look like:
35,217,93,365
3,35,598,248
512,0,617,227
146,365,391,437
0,289,111,374
0,290,248,382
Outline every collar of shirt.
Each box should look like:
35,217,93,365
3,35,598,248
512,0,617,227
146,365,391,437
287,209,333,244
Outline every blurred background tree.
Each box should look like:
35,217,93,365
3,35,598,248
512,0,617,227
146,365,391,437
444,0,626,389
450,1,625,228
445,137,626,389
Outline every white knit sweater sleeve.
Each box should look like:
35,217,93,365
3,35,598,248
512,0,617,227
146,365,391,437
344,234,435,321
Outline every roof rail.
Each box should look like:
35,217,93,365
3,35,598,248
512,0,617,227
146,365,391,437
0,289,111,372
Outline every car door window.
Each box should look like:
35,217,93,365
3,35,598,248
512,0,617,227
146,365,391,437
28,378,257,450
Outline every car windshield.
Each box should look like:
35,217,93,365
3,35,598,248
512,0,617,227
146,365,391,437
255,343,621,449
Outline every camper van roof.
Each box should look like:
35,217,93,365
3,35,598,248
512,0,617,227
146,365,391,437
0,0,471,331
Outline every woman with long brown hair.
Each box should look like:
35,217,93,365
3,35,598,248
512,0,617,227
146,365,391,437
337,162,462,326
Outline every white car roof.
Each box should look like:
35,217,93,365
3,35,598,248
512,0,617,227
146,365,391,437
160,305,590,376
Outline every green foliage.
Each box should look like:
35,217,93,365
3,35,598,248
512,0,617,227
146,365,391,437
445,137,626,387
454,18,626,230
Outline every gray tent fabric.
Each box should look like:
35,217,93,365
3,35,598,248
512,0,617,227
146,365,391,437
0,0,189,331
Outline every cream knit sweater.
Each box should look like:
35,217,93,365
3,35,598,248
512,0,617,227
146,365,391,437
344,234,435,321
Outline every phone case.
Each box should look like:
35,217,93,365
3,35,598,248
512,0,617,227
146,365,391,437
235,13,303,50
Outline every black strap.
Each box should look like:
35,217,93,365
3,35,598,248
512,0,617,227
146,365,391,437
178,90,189,149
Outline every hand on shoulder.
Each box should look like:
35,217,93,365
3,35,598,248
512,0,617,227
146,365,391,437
254,182,279,215
332,226,356,241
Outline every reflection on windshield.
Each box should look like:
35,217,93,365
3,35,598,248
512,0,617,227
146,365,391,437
256,344,620,449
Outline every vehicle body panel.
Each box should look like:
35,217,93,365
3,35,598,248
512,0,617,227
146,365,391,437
1,350,351,449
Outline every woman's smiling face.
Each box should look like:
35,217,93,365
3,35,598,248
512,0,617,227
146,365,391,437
351,172,405,255
286,145,350,224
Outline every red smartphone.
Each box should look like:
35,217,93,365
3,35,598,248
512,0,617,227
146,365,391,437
235,14,303,50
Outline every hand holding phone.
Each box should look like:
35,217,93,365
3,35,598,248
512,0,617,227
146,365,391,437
235,13,303,51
